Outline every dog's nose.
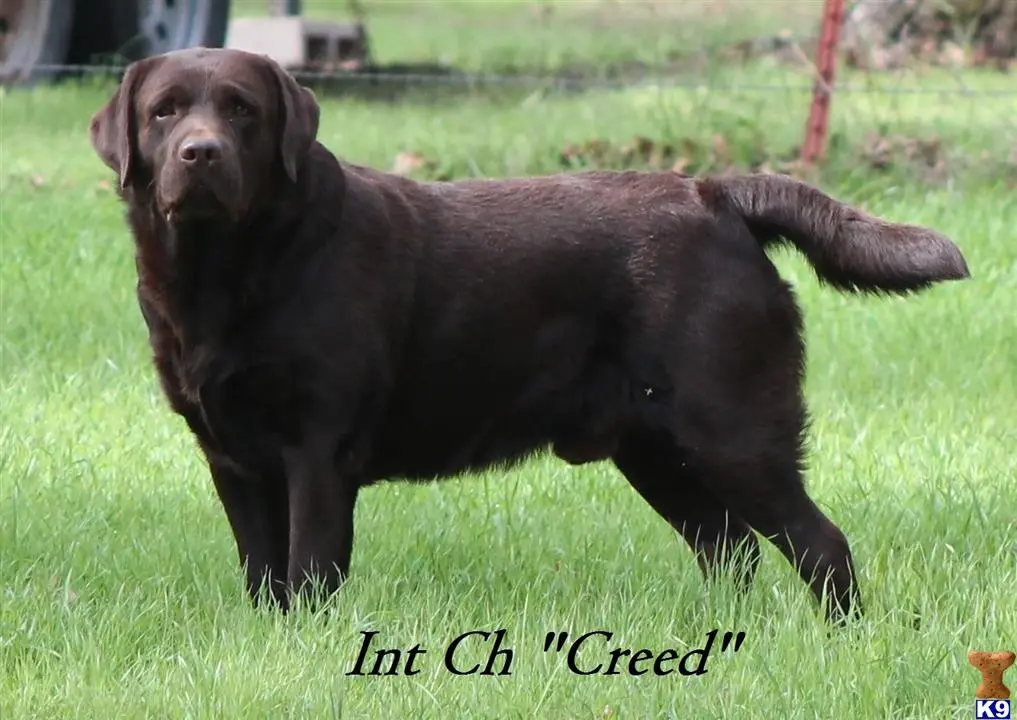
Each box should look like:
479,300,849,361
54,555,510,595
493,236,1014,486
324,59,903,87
179,138,223,165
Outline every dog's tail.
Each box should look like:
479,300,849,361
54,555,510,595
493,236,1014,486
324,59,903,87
696,174,970,294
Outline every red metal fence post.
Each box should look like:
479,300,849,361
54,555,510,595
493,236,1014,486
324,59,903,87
801,0,846,166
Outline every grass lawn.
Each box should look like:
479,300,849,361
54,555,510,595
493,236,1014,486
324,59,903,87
2,5,1017,718
235,0,826,75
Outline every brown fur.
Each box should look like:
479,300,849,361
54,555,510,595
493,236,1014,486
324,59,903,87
90,48,969,621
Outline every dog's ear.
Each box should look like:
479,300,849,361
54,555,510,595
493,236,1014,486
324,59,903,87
267,59,320,182
89,58,156,190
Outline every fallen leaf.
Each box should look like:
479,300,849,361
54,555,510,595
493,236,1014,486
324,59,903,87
711,134,732,165
50,575,78,604
671,157,691,174
391,151,427,176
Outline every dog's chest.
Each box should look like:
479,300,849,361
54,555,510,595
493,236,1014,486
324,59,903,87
174,339,223,404
168,333,307,464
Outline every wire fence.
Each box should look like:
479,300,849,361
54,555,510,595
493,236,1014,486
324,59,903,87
21,62,1017,98
4,0,1016,180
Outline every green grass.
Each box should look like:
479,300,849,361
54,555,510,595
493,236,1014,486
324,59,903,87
2,9,1017,718
234,0,825,75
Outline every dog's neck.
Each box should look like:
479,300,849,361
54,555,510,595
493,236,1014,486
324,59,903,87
129,199,278,349
125,152,342,349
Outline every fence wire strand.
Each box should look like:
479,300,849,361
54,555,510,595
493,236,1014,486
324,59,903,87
20,63,1017,98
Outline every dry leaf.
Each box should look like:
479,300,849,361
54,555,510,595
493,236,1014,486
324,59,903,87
711,134,731,165
671,157,691,174
50,575,78,604
391,151,427,176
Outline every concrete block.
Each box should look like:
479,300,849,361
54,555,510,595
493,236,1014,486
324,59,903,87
225,16,368,69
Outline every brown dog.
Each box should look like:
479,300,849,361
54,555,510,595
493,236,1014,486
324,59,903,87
89,48,968,620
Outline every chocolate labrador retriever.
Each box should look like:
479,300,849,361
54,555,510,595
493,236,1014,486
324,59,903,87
89,48,968,621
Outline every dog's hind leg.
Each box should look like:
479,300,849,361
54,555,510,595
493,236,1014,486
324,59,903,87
664,351,863,623
612,429,761,589
619,267,861,621
692,440,863,624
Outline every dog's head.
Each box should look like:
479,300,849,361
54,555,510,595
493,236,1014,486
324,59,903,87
90,48,320,225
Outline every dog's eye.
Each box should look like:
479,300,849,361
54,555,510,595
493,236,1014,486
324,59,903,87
232,101,253,118
153,102,176,119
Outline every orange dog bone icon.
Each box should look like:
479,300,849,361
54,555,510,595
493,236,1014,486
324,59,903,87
969,650,1016,699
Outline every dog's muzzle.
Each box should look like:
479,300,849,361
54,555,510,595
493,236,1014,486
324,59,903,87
158,132,243,223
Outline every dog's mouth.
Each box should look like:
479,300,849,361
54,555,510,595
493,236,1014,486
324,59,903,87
160,184,237,225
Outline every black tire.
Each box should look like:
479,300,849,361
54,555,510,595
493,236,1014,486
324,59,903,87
67,0,140,66
68,0,230,67
137,0,231,57
0,0,76,85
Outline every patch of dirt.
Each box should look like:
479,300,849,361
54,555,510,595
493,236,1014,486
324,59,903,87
558,134,807,177
390,130,1014,188
860,131,949,181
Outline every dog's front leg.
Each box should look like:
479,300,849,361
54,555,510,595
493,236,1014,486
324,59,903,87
207,459,290,609
282,432,360,607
